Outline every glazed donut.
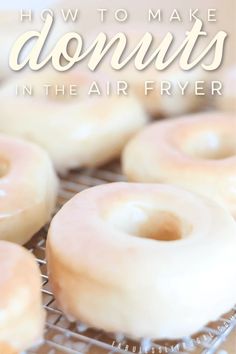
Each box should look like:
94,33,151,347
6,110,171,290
0,134,58,244
0,241,45,353
216,66,236,112
123,113,236,216
0,70,148,173
46,182,236,339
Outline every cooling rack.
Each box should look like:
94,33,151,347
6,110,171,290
25,161,236,354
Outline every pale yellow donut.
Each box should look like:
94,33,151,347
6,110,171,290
0,70,148,174
123,113,236,216
0,134,58,244
0,241,45,354
47,182,236,340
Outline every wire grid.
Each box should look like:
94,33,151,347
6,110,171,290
25,161,236,354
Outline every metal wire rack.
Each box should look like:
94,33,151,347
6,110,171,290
25,161,236,354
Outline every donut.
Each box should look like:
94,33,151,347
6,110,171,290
122,113,236,216
0,70,148,174
0,134,58,244
46,182,236,339
0,241,45,353
216,66,236,112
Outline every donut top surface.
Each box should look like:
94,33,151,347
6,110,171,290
0,134,53,212
0,241,41,308
122,113,236,215
0,241,45,352
47,182,236,278
129,113,236,164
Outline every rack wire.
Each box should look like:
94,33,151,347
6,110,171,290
25,161,236,354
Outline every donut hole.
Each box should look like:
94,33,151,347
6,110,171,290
137,211,183,241
183,131,236,160
0,158,9,177
106,204,191,242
